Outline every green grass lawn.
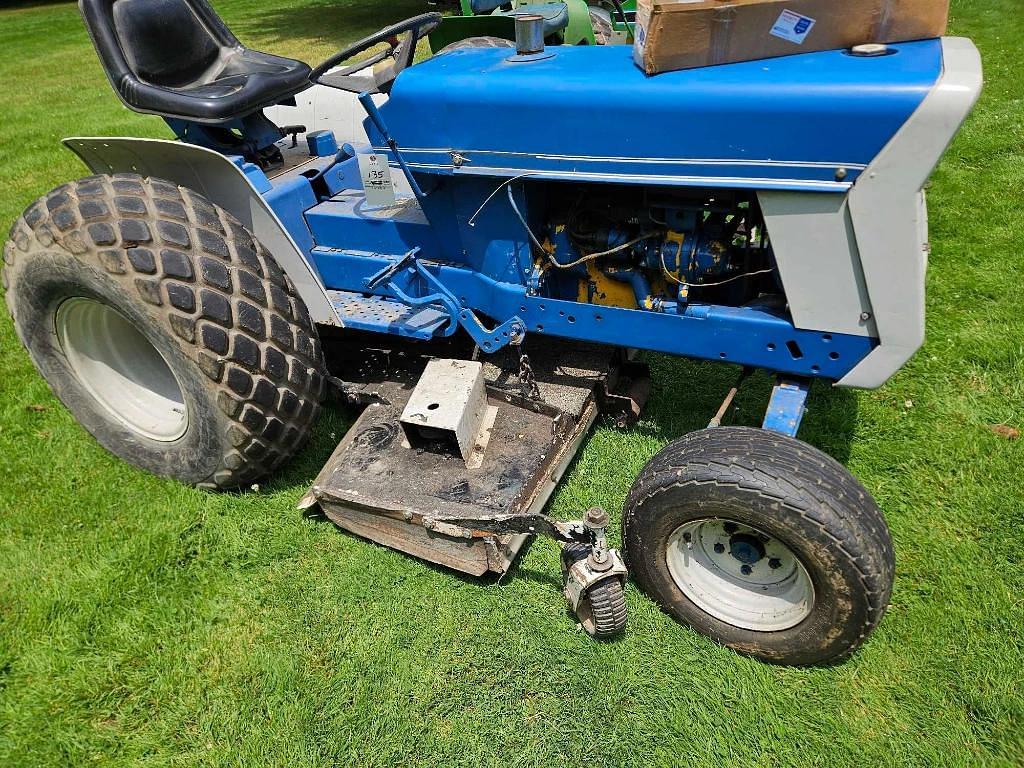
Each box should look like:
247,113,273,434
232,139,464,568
1,0,1022,765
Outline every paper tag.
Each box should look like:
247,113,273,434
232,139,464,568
770,10,816,44
357,153,396,209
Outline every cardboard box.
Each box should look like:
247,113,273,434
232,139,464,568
633,0,950,74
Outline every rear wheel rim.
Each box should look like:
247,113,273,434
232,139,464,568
666,518,814,631
55,297,188,442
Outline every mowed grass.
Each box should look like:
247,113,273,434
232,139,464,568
0,0,1022,765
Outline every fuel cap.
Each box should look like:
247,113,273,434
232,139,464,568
849,42,894,57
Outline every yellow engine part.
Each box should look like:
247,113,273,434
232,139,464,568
575,231,687,309
577,263,638,308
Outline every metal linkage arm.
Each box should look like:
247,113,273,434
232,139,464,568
424,511,590,545
365,251,527,352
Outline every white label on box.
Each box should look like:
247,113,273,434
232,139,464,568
770,10,816,44
357,152,396,209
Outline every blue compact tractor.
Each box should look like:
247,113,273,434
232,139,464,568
3,4,980,663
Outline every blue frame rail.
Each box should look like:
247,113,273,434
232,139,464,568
312,248,874,380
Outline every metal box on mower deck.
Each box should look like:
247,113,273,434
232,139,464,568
2,5,981,664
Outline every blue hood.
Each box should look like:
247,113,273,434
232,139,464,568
374,40,943,192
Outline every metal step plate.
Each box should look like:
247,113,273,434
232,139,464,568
329,289,449,339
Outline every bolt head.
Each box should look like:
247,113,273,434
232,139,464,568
769,557,782,570
713,542,726,554
584,507,609,529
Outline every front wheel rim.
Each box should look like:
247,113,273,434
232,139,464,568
666,518,815,631
55,297,189,442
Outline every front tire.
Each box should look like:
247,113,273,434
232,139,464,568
622,427,894,665
3,173,326,489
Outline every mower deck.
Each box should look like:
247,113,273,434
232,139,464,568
301,336,632,576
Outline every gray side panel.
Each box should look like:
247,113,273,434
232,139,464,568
838,37,982,388
62,137,340,327
758,191,875,338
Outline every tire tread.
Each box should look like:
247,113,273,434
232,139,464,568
623,427,894,664
4,173,325,489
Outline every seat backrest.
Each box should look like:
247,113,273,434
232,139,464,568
80,0,239,89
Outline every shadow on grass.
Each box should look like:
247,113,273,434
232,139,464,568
253,400,358,494
635,354,859,464
0,0,76,10
270,349,860,534
231,0,431,49
263,347,859,632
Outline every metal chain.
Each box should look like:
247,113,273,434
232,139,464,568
517,349,542,402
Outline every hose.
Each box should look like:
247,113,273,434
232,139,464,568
551,229,662,269
504,183,661,269
504,183,771,289
468,173,538,227
505,184,547,255
661,258,774,288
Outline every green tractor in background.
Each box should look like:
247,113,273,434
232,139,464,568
586,0,635,44
428,0,635,51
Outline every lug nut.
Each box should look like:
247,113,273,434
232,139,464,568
740,564,753,576
769,558,782,569
714,542,725,554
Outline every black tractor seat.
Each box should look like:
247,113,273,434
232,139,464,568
80,0,311,124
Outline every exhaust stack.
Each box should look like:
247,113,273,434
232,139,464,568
514,13,545,56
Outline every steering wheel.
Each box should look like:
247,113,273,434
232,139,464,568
309,13,442,95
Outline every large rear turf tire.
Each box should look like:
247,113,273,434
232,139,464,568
622,427,894,665
2,173,326,489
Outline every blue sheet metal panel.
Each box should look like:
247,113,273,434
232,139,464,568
305,190,442,258
263,173,319,263
421,176,539,282
311,248,875,379
320,154,365,197
378,40,942,191
231,156,273,193
762,378,811,437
